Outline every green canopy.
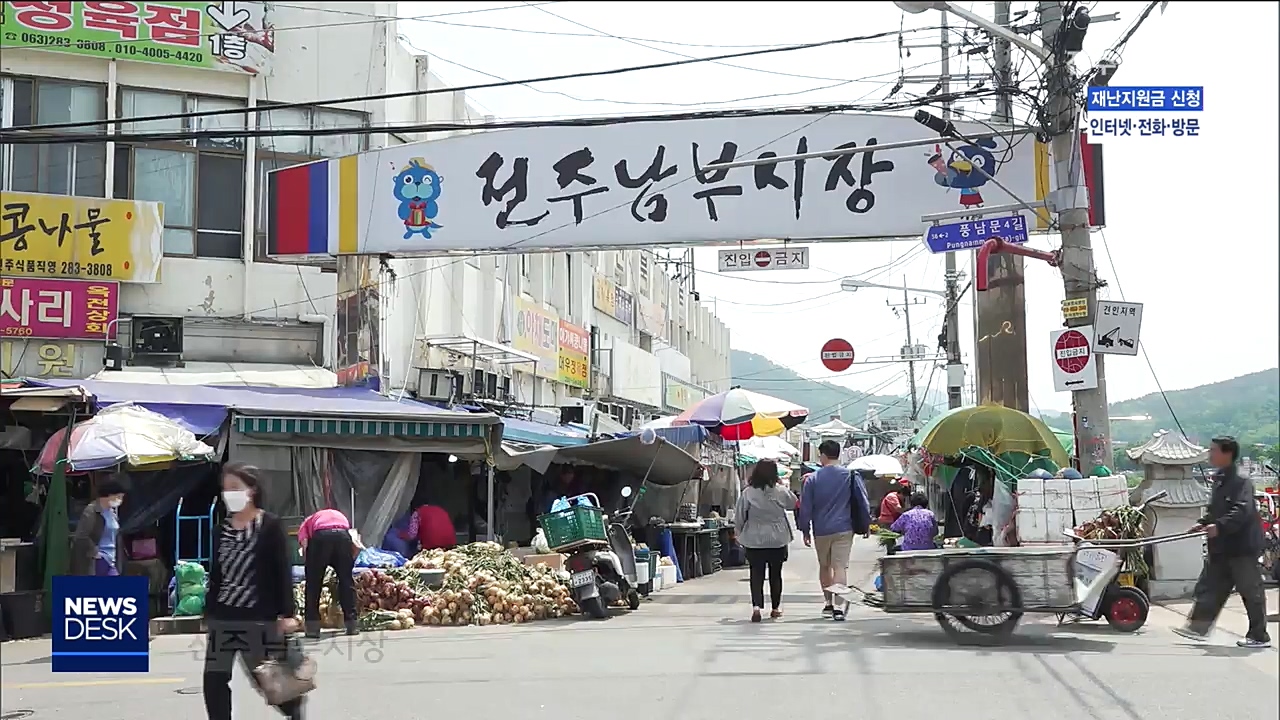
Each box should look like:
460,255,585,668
1049,427,1075,456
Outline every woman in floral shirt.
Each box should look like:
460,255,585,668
890,492,939,552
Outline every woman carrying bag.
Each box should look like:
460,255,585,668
734,460,799,623
203,463,310,720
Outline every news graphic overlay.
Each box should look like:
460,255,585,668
1086,85,1202,139
53,576,149,672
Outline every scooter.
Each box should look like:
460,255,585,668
562,487,643,619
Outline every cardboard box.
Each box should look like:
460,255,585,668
519,553,565,572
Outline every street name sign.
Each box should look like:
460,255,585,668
923,214,1029,254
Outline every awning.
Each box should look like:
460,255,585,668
498,416,589,447
88,362,336,388
233,415,486,439
625,423,708,446
554,436,700,486
494,441,559,473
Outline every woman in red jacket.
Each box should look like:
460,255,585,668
401,503,457,551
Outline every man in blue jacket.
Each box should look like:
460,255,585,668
798,440,871,621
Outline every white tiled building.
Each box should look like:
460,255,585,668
0,2,729,421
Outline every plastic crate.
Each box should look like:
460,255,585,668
539,505,607,549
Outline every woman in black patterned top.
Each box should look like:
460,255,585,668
203,463,305,720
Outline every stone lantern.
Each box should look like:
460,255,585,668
1128,430,1210,600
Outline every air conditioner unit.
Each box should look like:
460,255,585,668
498,375,512,401
417,369,459,403
471,368,486,398
484,372,499,399
131,315,183,359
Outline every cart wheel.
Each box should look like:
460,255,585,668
1103,586,1149,632
931,558,1023,643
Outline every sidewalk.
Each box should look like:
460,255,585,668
1155,588,1280,638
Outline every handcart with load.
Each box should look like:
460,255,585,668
830,491,1204,644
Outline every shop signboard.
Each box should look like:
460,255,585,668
0,192,164,283
513,296,559,379
637,298,666,338
610,340,661,408
592,273,616,318
613,287,634,327
0,339,105,379
266,113,1046,257
0,1,274,75
0,277,119,341
557,320,590,389
663,374,708,412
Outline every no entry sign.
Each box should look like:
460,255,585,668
821,338,855,372
1049,326,1098,392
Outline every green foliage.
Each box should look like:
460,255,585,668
730,349,920,425
1039,368,1279,453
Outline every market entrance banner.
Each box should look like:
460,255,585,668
0,1,274,74
0,191,163,283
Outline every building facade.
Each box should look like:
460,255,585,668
0,2,729,424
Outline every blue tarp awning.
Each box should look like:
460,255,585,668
621,424,708,446
497,416,589,447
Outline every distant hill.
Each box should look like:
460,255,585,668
1038,368,1279,448
730,349,936,426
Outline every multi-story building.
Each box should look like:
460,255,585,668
0,2,729,424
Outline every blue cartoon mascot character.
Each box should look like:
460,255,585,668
395,158,443,240
927,139,1000,209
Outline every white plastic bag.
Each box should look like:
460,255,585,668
531,528,551,554
991,481,1017,546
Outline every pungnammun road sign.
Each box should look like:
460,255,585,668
923,214,1029,254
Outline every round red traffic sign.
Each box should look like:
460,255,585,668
1054,329,1092,374
821,338,855,372
754,251,772,268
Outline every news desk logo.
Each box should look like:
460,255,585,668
53,576,149,673
1086,85,1203,140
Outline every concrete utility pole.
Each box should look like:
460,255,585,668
972,0,1030,415
939,13,964,410
1039,0,1112,469
887,277,926,420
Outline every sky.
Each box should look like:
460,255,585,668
390,1,1280,412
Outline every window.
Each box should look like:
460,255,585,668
257,105,367,158
638,253,650,297
6,78,107,197
133,148,196,255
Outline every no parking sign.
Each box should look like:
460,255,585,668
1050,326,1099,392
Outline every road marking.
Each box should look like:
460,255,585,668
1,677,185,689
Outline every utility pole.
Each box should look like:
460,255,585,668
972,0,1030,414
1040,0,1112,469
939,12,964,410
887,277,926,420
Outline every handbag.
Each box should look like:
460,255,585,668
253,634,317,705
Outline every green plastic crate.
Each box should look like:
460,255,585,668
539,505,607,549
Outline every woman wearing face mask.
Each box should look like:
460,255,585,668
71,476,127,576
203,463,305,720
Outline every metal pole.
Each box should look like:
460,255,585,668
940,12,964,410
972,0,1030,413
903,278,920,420
1040,0,1112,469
486,465,496,542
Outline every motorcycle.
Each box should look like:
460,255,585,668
562,487,644,619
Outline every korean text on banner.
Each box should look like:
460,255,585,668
637,299,666,338
513,297,559,379
592,274,616,318
0,277,120,341
0,192,163,283
53,576,150,673
264,113,1046,257
557,320,590,389
0,1,274,74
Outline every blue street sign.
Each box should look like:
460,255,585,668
923,214,1029,254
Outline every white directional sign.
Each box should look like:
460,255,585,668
716,247,809,273
1093,301,1144,356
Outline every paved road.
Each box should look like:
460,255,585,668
4,538,1277,720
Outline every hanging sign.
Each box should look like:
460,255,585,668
716,246,810,272
1050,326,1099,392
1093,301,1143,356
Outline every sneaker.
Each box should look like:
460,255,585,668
1171,626,1208,642
750,608,762,623
1236,637,1272,649
344,621,360,636
304,621,322,640
832,609,846,622
770,609,783,619
822,605,834,617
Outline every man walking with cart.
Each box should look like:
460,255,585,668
1172,436,1272,648
798,440,871,621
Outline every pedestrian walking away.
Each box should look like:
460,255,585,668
203,463,307,720
1171,436,1272,649
797,440,871,621
299,507,359,638
734,459,798,622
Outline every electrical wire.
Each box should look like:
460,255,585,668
5,29,931,135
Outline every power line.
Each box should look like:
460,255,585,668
6,29,922,134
